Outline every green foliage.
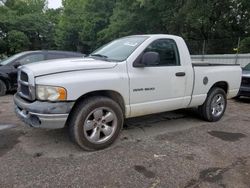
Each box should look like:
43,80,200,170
79,0,116,51
0,0,54,55
99,0,180,43
7,30,30,54
0,39,7,55
55,0,86,51
240,37,250,53
55,0,116,53
5,0,46,15
1,0,250,55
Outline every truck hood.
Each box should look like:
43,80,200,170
22,58,117,77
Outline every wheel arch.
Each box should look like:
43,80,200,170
71,90,126,115
209,81,229,94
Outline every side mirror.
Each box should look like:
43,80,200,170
133,52,160,67
13,62,21,68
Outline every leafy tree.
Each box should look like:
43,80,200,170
99,0,184,45
0,0,57,55
55,0,87,51
79,0,116,52
7,30,30,54
1,0,250,55
55,0,115,53
0,39,7,55
240,37,250,53
5,0,46,15
16,13,51,50
176,0,250,53
44,8,62,49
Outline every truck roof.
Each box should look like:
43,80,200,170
130,34,182,39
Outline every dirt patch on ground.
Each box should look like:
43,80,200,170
0,129,23,157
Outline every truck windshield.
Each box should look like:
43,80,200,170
90,36,149,62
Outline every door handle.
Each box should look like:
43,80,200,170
175,72,186,77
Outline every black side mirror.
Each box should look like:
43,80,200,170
13,62,21,68
133,52,160,67
141,52,160,66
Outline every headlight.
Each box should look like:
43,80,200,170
36,85,67,101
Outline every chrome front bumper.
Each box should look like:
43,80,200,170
14,94,74,129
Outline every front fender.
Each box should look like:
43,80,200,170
35,65,130,105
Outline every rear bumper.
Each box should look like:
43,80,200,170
14,94,75,129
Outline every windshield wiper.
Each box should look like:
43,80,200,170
90,54,108,59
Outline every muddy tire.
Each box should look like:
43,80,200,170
198,87,227,122
69,96,124,151
0,80,7,96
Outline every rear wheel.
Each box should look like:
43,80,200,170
69,96,124,151
0,80,7,96
198,87,227,122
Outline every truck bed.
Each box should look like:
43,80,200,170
188,63,242,108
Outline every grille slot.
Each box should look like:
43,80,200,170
18,69,35,101
20,71,29,82
20,84,30,96
242,77,250,86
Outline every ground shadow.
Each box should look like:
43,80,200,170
234,97,250,104
124,108,201,130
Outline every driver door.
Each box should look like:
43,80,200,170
128,39,187,117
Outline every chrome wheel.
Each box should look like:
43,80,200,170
83,107,118,144
211,94,225,117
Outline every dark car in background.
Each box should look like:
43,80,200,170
0,50,84,96
238,63,250,98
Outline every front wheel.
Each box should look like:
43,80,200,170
198,87,227,122
69,96,124,151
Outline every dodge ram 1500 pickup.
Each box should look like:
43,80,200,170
14,34,242,150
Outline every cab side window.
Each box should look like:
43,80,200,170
144,39,180,66
19,54,44,65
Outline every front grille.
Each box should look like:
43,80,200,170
20,71,28,82
242,77,250,86
18,69,35,101
20,84,29,96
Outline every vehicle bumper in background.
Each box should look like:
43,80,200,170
238,86,250,97
14,94,75,129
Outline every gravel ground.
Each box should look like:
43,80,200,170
0,94,250,188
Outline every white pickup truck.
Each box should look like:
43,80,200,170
14,34,242,150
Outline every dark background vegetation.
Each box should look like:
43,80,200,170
0,0,250,56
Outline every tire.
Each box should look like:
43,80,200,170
68,96,124,151
198,87,227,122
0,79,7,96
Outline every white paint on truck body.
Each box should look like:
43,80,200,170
24,34,242,118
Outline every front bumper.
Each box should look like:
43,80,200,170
238,86,250,97
14,94,75,129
